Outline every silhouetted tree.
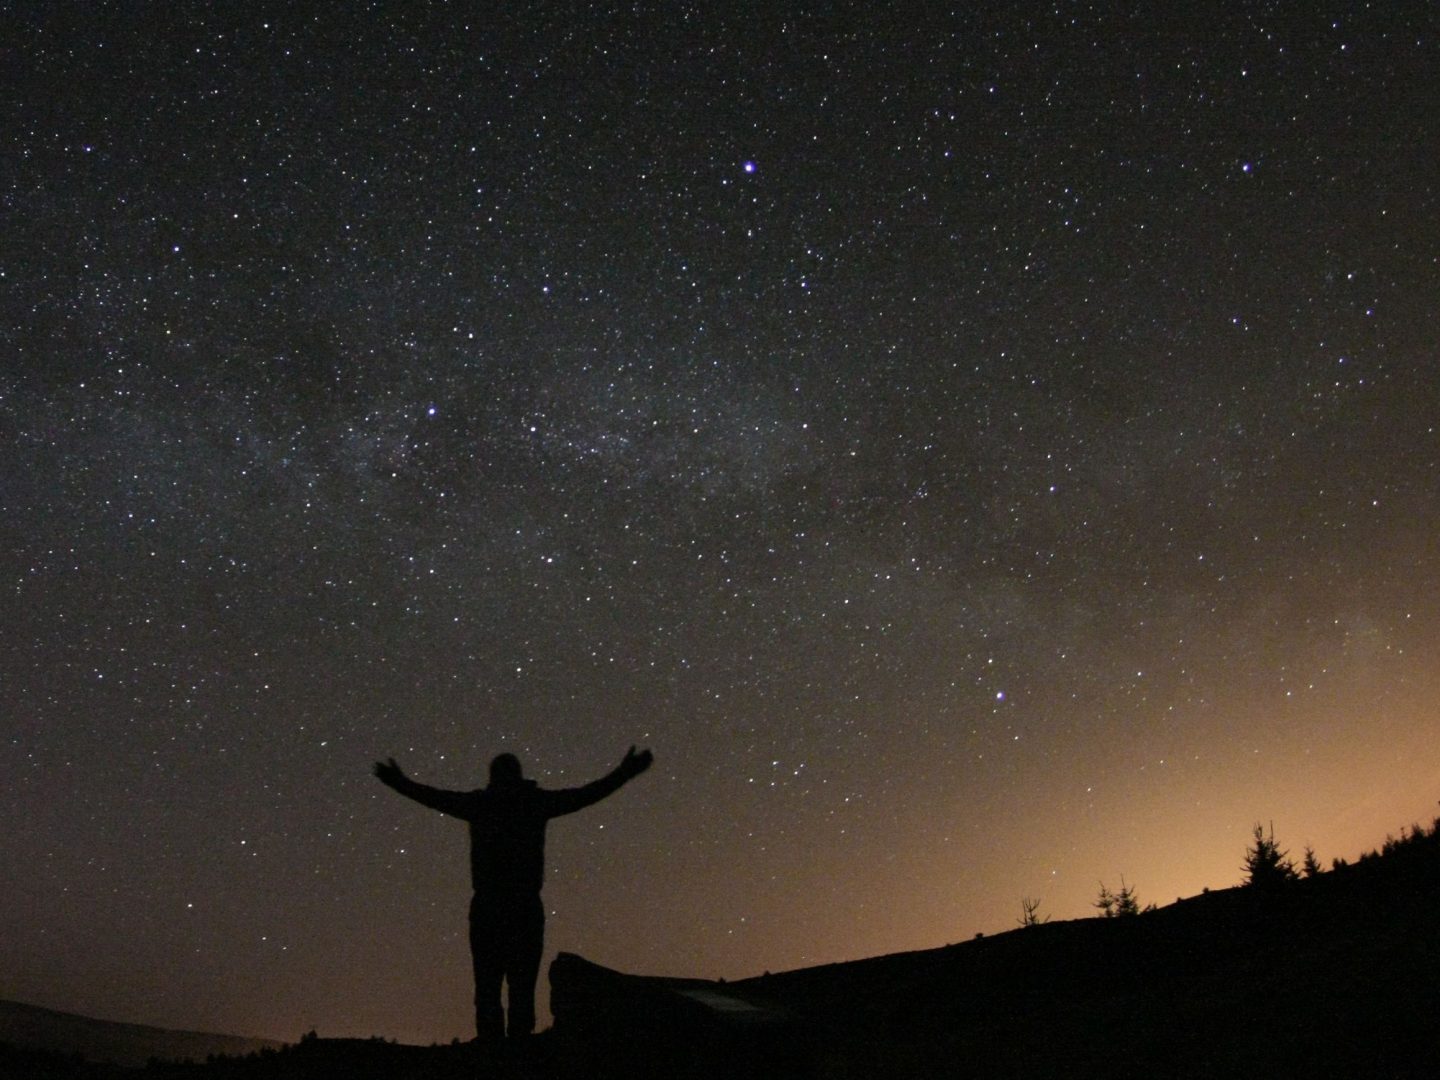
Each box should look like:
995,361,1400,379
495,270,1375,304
1243,822,1298,888
1018,896,1049,927
1094,882,1116,918
1095,877,1141,916
1114,877,1141,916
1301,845,1323,878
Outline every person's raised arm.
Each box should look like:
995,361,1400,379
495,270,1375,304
372,757,473,818
545,746,653,817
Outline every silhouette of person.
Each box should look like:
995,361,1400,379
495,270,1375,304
373,745,653,1042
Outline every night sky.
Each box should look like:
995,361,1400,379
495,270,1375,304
5,2,1439,1046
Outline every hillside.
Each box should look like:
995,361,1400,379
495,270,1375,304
552,823,1440,1078
0,1000,283,1070
6,816,1437,1078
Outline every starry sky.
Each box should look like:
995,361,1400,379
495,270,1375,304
4,1,1439,1046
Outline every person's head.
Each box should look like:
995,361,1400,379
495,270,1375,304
489,752,523,787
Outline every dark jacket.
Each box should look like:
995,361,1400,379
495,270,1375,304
385,764,638,898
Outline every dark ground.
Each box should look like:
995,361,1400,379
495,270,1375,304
7,828,1438,1079
548,848,1440,1079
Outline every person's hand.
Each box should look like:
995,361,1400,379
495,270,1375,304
373,757,405,787
621,745,653,777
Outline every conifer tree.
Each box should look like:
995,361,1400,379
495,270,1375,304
1096,878,1141,915
1114,877,1141,916
1244,822,1298,888
1094,883,1117,918
1018,896,1049,926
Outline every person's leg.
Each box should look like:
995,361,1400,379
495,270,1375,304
503,895,546,1038
468,896,506,1043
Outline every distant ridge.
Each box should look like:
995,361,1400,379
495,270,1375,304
0,999,284,1067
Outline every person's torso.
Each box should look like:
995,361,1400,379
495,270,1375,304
466,783,550,896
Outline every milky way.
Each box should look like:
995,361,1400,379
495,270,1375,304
4,4,1439,1043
